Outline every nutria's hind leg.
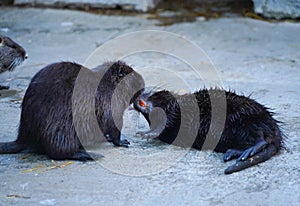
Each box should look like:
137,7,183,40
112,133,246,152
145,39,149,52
0,141,25,154
223,139,267,162
223,149,244,162
48,150,94,161
237,139,267,161
70,150,94,161
224,143,277,174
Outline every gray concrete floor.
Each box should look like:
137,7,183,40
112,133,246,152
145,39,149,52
0,7,299,206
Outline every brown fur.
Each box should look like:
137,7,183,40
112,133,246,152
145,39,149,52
0,61,145,160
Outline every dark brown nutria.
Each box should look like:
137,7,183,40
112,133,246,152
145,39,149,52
133,88,284,174
0,34,27,90
0,61,145,160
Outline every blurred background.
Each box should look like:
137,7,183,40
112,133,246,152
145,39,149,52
1,0,300,21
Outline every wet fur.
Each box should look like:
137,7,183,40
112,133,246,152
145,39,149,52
0,61,145,160
134,88,284,174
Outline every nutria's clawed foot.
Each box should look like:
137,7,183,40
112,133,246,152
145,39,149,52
120,139,130,147
223,149,243,162
224,139,267,162
237,139,267,161
113,139,130,147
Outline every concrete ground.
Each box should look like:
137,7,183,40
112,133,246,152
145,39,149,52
0,7,299,206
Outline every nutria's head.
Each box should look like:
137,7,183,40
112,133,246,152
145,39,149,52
95,61,145,104
107,61,145,104
134,90,176,112
133,90,176,126
0,34,27,73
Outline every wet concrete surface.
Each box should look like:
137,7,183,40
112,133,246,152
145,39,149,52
0,7,299,206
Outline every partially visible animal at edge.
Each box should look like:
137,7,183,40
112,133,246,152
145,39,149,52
0,33,27,90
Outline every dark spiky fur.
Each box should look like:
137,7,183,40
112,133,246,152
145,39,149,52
134,88,284,174
0,61,145,160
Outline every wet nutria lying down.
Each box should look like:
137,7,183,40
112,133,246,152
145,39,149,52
134,88,284,174
0,34,27,90
0,61,145,160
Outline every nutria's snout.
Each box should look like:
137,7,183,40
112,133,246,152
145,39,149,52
23,51,28,60
17,46,27,60
134,98,151,113
0,34,27,74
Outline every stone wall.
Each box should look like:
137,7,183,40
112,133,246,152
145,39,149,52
13,0,161,12
10,0,300,19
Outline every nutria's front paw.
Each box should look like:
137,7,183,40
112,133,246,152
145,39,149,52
137,130,159,140
120,139,130,147
113,139,130,147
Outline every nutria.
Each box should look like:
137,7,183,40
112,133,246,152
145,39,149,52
133,88,284,174
0,34,27,89
0,61,145,160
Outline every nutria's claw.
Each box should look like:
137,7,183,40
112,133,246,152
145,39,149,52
223,149,243,162
237,139,267,161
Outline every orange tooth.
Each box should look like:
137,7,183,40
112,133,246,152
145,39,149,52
139,100,145,107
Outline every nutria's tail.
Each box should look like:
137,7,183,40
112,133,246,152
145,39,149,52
0,141,25,154
224,144,278,175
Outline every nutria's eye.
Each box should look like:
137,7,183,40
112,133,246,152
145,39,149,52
118,68,126,78
139,100,146,107
0,37,2,44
